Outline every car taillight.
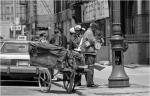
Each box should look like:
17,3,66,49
17,60,30,66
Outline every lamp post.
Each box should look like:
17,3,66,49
108,0,129,87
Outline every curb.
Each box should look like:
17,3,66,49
52,81,84,95
124,65,139,69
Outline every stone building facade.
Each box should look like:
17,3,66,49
54,0,149,64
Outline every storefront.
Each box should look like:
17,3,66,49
81,0,111,62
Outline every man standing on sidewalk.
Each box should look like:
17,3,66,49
68,26,86,86
81,22,103,87
73,25,85,86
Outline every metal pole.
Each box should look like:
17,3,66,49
108,0,129,88
13,0,16,39
34,0,37,35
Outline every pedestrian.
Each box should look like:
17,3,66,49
50,28,61,46
68,25,86,86
38,32,48,43
81,22,104,87
31,35,39,41
74,25,83,86
68,27,77,50
74,26,86,51
69,25,84,51
58,28,67,49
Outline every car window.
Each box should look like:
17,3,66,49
1,43,28,53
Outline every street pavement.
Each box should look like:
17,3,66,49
53,62,150,96
1,63,149,96
0,81,79,96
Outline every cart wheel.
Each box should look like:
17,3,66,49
63,71,75,93
38,70,51,93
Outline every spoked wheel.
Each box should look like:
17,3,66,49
63,71,76,93
38,70,51,93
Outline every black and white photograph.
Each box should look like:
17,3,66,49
0,0,149,96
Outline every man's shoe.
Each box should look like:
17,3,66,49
87,84,97,87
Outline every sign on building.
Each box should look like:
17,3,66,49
10,25,22,31
82,0,109,22
17,35,27,40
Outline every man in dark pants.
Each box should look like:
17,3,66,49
84,54,96,87
81,22,103,87
68,26,85,86
73,25,84,86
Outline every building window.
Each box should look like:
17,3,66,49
6,17,10,20
122,1,149,42
6,6,10,13
11,6,13,13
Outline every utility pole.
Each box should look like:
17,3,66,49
33,0,37,35
25,1,29,38
13,0,16,39
108,0,130,87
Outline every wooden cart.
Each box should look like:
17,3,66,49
29,42,85,93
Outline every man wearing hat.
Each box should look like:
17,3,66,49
38,32,48,43
68,27,76,50
69,25,86,54
81,22,103,87
68,26,85,86
50,28,61,46
74,25,84,86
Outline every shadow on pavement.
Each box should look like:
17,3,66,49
0,80,38,86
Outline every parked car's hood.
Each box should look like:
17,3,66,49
0,53,30,60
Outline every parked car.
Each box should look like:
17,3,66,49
0,40,38,80
0,41,4,48
0,40,53,92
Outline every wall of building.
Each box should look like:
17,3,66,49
123,1,149,65
124,43,149,64
36,0,54,40
54,0,149,65
0,0,28,40
0,21,11,39
96,46,110,62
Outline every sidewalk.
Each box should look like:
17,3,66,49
53,63,150,96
